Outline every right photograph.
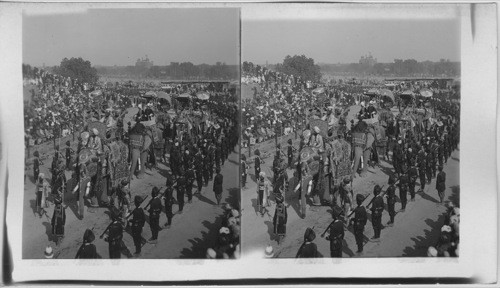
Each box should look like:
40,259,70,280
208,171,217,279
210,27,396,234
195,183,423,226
240,5,460,258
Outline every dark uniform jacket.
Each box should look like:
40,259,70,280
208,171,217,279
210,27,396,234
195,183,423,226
371,195,385,216
75,243,100,259
327,220,345,251
213,173,223,194
149,197,162,219
107,221,124,243
130,207,146,228
385,185,397,204
296,242,318,258
436,171,446,191
352,206,368,230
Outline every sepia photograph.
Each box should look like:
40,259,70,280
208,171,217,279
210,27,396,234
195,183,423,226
21,7,240,259
241,5,462,258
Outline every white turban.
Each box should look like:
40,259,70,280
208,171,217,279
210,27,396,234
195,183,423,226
92,128,99,135
314,126,320,133
441,225,452,233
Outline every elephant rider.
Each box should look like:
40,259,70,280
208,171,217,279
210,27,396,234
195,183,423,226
309,126,324,151
366,100,377,118
88,128,102,155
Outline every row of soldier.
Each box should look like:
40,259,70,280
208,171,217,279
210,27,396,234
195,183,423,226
245,99,459,257
32,95,238,258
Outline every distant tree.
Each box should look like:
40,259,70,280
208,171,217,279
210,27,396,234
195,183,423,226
54,57,99,84
277,55,321,82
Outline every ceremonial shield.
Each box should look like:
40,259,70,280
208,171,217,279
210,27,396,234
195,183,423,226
78,148,92,165
300,146,320,177
300,146,316,163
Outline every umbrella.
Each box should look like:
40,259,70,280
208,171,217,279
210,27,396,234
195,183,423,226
157,91,171,102
196,92,210,100
90,90,102,97
312,87,326,94
419,89,433,98
144,91,157,98
401,90,415,96
123,107,139,125
364,88,379,96
379,89,394,103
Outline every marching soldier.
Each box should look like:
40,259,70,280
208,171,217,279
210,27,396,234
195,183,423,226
256,172,270,215
215,139,222,172
408,163,418,201
287,138,294,168
148,187,162,244
176,170,186,213
103,209,126,259
51,145,61,186
370,185,384,241
51,195,66,246
163,178,175,228
398,165,409,211
130,195,146,256
241,154,248,188
272,194,287,244
208,140,216,180
430,138,439,178
213,167,224,206
33,150,42,184
170,141,180,178
195,152,204,194
254,149,263,183
75,229,101,259
65,140,74,171
323,206,345,258
203,150,211,186
385,175,397,226
417,145,427,192
426,147,434,184
185,165,195,203
350,194,368,253
436,165,446,204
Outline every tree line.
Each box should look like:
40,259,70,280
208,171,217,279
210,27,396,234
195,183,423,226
96,62,238,80
320,59,460,77
243,54,322,83
23,57,100,84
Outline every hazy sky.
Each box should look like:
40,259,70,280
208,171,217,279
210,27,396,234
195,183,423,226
243,19,460,65
23,9,239,66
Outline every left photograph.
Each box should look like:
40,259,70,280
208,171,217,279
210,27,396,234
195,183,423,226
22,8,240,259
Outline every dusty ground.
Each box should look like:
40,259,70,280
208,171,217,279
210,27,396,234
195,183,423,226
22,143,240,259
241,90,459,258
